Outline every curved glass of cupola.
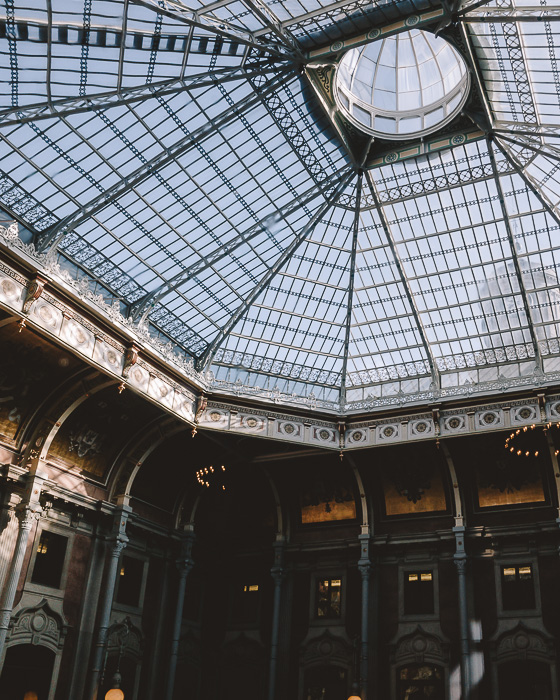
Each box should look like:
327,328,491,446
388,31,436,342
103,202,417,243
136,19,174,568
335,29,470,139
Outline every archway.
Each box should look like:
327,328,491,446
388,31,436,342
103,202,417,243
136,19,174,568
0,643,55,700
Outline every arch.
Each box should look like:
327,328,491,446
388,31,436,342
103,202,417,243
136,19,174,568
300,631,353,700
6,599,66,654
16,366,92,453
440,441,466,528
107,415,185,501
494,623,555,664
21,371,116,475
347,457,372,534
1,599,67,700
391,627,448,700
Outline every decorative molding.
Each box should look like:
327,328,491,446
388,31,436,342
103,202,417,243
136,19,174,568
2,227,560,451
393,627,448,666
300,629,353,667
8,599,66,652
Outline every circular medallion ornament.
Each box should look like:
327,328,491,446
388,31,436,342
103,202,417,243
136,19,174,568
106,350,118,366
31,613,46,632
132,367,144,383
319,429,331,441
1,278,16,298
246,417,259,428
38,304,55,326
383,426,395,437
352,430,364,442
448,417,461,430
385,152,398,163
415,421,428,433
451,134,466,145
405,14,420,25
210,411,222,422
482,412,496,425
283,423,296,434
412,636,427,653
367,28,381,40
330,41,344,52
518,407,533,420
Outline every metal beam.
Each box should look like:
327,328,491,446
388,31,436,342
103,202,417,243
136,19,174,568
486,135,543,366
463,5,560,21
241,0,302,56
364,171,440,387
340,171,361,404
494,136,560,229
497,133,560,165
35,69,294,253
0,65,275,127
494,121,560,138
195,172,353,370
459,22,494,130
131,0,292,57
129,166,352,321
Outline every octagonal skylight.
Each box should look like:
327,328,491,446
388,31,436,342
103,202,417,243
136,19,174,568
335,29,470,139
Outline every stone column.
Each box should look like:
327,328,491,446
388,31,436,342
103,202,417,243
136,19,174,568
0,469,46,665
165,532,195,700
84,504,130,700
454,527,470,700
67,516,107,700
268,539,286,700
358,534,372,700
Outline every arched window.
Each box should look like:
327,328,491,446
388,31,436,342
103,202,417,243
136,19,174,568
0,643,55,700
498,660,552,699
397,664,444,700
303,664,348,700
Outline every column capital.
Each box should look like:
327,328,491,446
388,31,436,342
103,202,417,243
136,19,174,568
15,503,42,530
454,555,467,574
176,556,194,577
358,562,372,580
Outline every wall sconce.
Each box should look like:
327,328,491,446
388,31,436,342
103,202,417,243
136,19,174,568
105,671,124,700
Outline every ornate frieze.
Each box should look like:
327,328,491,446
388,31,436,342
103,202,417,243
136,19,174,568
2,228,560,452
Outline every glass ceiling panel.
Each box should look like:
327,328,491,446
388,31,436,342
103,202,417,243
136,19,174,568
2,0,560,413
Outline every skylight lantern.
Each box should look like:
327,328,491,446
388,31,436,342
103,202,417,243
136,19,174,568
335,29,470,139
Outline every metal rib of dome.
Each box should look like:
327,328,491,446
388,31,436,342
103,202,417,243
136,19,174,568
0,0,560,414
335,29,470,138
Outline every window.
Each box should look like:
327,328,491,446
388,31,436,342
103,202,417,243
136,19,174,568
116,556,145,607
404,571,434,615
398,665,444,700
231,583,260,624
316,578,341,618
501,564,536,611
498,660,552,700
31,531,68,589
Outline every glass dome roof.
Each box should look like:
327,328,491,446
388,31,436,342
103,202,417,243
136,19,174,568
336,29,470,138
1,0,560,414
